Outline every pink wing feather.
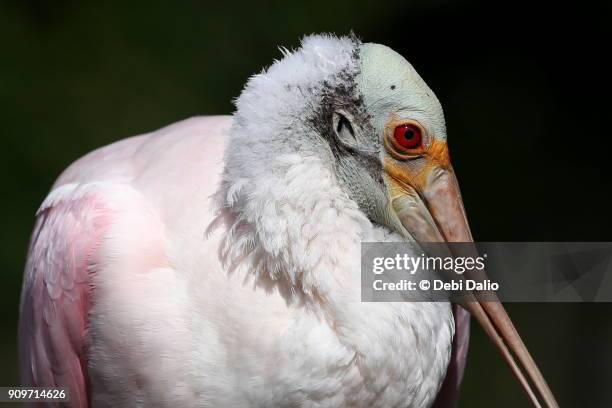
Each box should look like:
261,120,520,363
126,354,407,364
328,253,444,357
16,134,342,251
433,305,471,408
19,191,111,408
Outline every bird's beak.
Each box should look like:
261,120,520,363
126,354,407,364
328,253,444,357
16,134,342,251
384,139,558,408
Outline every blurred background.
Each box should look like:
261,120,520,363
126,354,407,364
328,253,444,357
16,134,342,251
1,0,611,406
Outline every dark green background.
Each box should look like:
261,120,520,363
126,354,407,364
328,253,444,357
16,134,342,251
1,0,611,406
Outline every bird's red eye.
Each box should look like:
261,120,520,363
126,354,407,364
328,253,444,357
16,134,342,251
393,124,422,150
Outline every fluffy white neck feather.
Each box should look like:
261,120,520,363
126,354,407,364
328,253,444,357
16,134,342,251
215,34,373,302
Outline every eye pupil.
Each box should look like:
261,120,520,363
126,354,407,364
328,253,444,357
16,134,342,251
393,123,422,151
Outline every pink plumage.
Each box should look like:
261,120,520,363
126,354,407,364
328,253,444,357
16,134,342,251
19,194,111,407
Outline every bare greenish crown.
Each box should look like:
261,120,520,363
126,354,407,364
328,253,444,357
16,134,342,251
357,43,447,142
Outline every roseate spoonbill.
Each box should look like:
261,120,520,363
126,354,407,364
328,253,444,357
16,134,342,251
19,34,557,407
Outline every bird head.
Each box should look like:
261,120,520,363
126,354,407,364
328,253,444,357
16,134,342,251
220,34,557,407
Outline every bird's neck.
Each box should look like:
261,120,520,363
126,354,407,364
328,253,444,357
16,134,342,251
213,148,452,338
214,152,369,302
213,154,454,405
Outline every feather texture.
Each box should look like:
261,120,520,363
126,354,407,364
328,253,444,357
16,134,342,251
19,184,112,407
